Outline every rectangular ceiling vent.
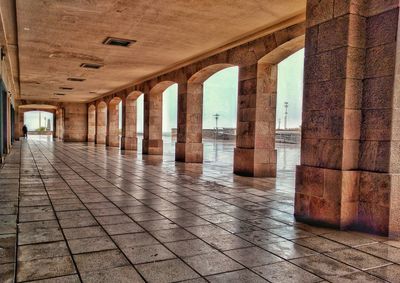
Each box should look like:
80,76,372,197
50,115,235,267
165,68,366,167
54,93,65,96
67,77,86,82
80,63,103,69
59,87,73,90
103,37,136,47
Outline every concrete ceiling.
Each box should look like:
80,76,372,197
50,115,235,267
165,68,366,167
16,0,306,103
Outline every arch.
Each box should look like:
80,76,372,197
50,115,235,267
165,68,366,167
87,104,96,142
107,97,122,147
176,64,236,163
122,91,143,150
234,35,305,177
143,81,176,155
96,101,107,144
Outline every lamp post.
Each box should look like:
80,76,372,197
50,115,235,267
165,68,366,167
284,102,288,130
213,113,220,140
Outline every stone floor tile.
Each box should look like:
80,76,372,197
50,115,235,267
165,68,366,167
63,226,107,240
184,251,243,276
236,230,286,245
80,265,144,283
17,256,76,282
122,244,176,264
267,226,314,240
329,271,387,283
322,231,378,247
129,212,165,221
136,258,199,283
166,239,215,257
202,233,253,251
0,263,14,283
201,213,238,224
206,269,268,283
185,224,230,238
59,216,98,229
68,236,116,254
0,234,16,264
89,207,124,217
216,220,261,233
224,246,283,267
356,243,400,264
290,254,359,281
150,228,196,243
73,249,129,273
253,261,322,282
367,264,400,282
96,215,133,225
25,274,81,283
112,232,159,248
326,248,391,270
293,236,347,253
56,210,92,220
138,219,179,231
103,222,144,235
260,240,317,259
18,227,64,245
170,216,210,227
18,241,69,262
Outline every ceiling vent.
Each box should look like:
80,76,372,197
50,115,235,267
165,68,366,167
103,37,136,47
54,93,65,96
80,63,103,69
67,77,86,82
59,87,73,90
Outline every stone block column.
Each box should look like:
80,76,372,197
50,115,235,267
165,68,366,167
121,97,137,150
295,0,400,237
106,100,120,147
175,82,203,163
142,91,163,155
234,64,276,177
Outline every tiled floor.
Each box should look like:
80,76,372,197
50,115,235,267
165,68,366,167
1,139,400,282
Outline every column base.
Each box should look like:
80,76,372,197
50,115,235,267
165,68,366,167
295,165,359,230
175,142,203,163
142,139,163,155
121,137,137,150
95,134,106,144
106,135,120,147
233,147,276,177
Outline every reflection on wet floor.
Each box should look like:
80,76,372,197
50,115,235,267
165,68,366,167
1,138,399,283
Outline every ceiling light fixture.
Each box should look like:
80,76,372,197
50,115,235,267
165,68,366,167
103,37,136,47
67,77,86,82
80,63,103,69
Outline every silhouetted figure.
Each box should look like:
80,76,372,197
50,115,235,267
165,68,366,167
22,125,28,139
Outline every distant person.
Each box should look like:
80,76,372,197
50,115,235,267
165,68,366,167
22,125,28,139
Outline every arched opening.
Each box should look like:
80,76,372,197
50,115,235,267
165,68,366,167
239,35,304,177
87,105,96,142
122,91,142,150
107,97,122,147
162,83,178,158
23,110,54,140
136,94,144,152
203,67,239,165
143,81,177,155
276,48,304,184
96,101,107,144
176,64,236,163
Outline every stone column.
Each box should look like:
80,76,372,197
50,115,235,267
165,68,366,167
96,103,107,144
106,101,120,147
233,64,276,177
142,91,163,154
295,0,400,237
175,82,203,163
121,97,137,150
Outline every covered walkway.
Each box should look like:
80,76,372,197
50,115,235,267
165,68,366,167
1,140,399,282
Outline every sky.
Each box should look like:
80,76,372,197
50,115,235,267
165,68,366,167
25,48,304,133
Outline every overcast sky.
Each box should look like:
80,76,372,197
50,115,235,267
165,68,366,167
25,49,304,133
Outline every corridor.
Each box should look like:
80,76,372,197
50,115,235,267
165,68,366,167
1,140,399,282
